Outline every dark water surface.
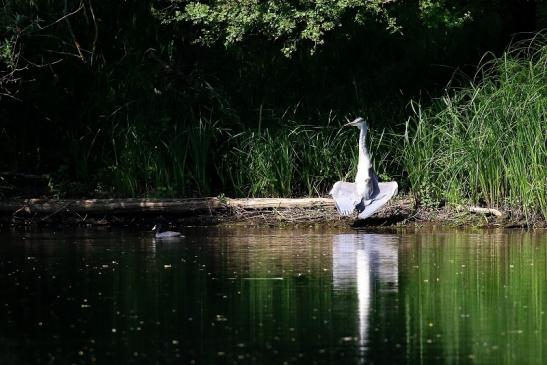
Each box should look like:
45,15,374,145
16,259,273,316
1,227,546,364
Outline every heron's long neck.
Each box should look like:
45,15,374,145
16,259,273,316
358,126,371,169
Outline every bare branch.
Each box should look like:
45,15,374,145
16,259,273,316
44,49,85,59
37,3,85,30
64,0,86,63
21,57,63,68
0,92,22,102
88,0,99,66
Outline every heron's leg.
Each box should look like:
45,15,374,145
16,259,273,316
357,197,380,213
355,198,366,213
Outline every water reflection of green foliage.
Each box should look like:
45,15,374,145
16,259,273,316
400,231,547,363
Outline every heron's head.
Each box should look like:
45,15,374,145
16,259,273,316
344,117,367,129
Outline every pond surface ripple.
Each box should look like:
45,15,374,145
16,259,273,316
0,227,546,364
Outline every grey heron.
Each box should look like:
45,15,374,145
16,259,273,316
329,117,398,219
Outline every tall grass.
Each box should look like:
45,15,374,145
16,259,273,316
215,118,395,197
109,117,223,197
105,112,393,198
403,33,547,220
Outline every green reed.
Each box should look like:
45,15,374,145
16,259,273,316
219,121,393,198
403,34,547,220
104,112,392,198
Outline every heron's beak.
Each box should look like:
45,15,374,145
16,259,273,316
344,117,363,127
343,118,356,127
152,225,156,231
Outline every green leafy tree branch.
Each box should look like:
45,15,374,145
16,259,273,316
155,0,520,56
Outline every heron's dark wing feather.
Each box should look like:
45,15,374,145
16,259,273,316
357,182,398,219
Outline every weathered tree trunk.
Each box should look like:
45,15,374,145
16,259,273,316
0,197,336,215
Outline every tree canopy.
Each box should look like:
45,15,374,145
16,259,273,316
157,0,501,56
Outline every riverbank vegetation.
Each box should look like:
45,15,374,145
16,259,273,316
403,35,547,222
1,1,545,222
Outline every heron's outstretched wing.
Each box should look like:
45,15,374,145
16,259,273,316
330,181,361,215
357,181,398,220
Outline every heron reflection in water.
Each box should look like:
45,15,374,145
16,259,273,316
330,117,398,219
332,234,399,351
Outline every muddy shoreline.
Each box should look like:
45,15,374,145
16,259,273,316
0,196,543,229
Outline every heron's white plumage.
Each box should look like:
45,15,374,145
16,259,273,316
330,181,398,219
329,181,362,215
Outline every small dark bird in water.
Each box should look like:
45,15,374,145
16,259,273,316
152,222,184,239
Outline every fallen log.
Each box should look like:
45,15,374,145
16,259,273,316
0,197,336,215
225,197,334,209
456,205,503,217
